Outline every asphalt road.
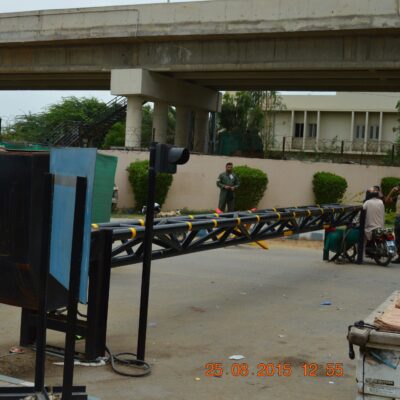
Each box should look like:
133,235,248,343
0,242,399,399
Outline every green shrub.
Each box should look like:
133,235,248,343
312,172,347,204
385,211,396,226
233,165,268,210
381,177,400,212
127,160,173,210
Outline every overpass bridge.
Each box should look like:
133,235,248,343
1,0,400,147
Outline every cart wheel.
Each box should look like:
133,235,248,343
344,244,357,263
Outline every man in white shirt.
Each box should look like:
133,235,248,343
363,187,385,242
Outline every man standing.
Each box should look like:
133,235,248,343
216,162,240,212
385,185,400,263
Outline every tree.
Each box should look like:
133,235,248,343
102,122,125,149
248,91,286,155
218,91,285,156
2,96,109,144
219,92,263,133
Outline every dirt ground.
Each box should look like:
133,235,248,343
0,240,398,399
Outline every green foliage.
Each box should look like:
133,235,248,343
385,211,396,226
233,165,268,210
219,92,264,134
381,176,400,211
140,105,154,148
102,122,125,149
3,96,108,143
127,160,173,209
218,91,285,156
312,172,348,204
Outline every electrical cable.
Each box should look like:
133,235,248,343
105,346,151,378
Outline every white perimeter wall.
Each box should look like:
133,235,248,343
102,150,400,211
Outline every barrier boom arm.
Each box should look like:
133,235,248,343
93,204,361,268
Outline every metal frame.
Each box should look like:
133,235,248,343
95,204,362,268
20,203,362,362
20,229,113,361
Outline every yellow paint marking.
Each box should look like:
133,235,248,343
186,222,193,231
284,231,294,236
129,228,137,238
212,219,218,228
138,219,145,226
91,224,99,229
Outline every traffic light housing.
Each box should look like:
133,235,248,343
154,143,190,174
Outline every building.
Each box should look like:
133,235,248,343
273,92,399,154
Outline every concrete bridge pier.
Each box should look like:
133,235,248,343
175,106,191,147
193,110,209,153
152,101,168,143
111,68,221,150
125,96,144,148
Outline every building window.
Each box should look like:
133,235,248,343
308,123,317,138
369,125,379,140
355,125,365,139
294,123,304,138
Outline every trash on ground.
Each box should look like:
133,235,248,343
54,359,107,367
9,346,24,354
320,300,332,306
229,355,245,360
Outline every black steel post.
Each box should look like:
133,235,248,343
34,174,54,394
85,229,113,360
210,112,217,155
62,177,87,400
392,144,395,165
341,140,344,156
137,142,157,362
356,209,366,264
323,228,330,261
282,136,286,159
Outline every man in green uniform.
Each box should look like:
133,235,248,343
216,162,240,212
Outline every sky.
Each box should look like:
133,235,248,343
0,0,330,127
0,0,196,126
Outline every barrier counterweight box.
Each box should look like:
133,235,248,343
0,152,68,310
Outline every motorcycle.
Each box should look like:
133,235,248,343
365,227,396,266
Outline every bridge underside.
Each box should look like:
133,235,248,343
1,32,400,91
1,69,400,91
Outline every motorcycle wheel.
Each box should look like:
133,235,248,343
373,254,393,267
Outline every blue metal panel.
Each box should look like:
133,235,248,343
49,148,97,304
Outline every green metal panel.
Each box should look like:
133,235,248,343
92,153,118,223
0,142,49,151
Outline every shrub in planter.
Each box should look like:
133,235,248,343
381,176,400,211
233,165,268,210
127,160,173,209
312,171,347,204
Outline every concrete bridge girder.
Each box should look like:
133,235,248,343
111,69,221,149
1,33,400,91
